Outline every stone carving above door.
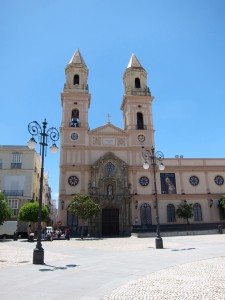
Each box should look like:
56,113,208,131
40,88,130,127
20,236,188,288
89,152,130,200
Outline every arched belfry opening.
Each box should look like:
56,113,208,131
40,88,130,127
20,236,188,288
89,152,131,236
73,74,80,85
135,77,141,88
71,109,80,127
137,112,144,129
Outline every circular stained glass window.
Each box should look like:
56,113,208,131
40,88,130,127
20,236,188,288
214,175,224,186
105,162,115,173
139,176,150,186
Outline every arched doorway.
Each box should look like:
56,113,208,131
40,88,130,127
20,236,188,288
102,208,119,236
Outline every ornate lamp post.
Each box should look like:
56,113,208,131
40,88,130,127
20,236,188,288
142,146,165,249
28,119,59,264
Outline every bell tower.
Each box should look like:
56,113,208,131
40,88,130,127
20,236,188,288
121,54,155,145
61,49,91,129
59,50,91,223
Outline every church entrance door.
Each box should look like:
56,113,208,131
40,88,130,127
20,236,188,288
102,208,119,236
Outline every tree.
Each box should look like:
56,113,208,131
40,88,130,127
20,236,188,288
218,195,225,219
68,193,101,239
18,201,49,223
0,193,12,225
176,202,194,224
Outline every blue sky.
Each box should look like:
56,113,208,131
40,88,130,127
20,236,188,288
1,0,225,202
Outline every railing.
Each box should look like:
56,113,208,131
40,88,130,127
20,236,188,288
3,190,24,196
69,121,80,128
130,87,151,96
135,125,147,130
11,163,22,169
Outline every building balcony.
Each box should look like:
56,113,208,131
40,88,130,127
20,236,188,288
70,121,80,128
3,190,24,196
11,163,22,169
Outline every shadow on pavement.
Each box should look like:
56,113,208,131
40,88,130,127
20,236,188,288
171,247,196,251
39,264,78,272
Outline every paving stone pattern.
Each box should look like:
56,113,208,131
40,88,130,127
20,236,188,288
0,242,72,268
1,236,225,299
103,257,225,300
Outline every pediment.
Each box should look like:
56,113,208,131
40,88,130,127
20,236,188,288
93,152,127,167
90,123,125,135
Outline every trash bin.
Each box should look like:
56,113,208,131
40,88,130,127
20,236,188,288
218,225,223,234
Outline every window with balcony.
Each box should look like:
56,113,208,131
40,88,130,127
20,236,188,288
71,109,80,127
11,152,22,169
137,112,144,130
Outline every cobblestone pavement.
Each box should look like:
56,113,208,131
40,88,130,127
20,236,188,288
0,240,73,268
1,235,225,299
103,257,225,300
0,236,163,268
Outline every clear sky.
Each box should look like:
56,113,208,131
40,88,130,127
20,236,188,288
1,0,225,203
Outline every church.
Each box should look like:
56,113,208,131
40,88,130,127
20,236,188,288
58,50,225,236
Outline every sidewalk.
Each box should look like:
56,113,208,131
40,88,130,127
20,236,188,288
0,235,225,299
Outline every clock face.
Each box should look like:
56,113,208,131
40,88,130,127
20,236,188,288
71,132,79,140
189,176,199,186
214,175,224,186
139,176,149,186
138,134,145,143
68,175,79,186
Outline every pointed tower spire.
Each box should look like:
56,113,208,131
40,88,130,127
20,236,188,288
68,49,87,67
122,53,150,96
64,49,89,94
127,53,144,69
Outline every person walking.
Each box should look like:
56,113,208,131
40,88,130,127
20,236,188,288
41,227,46,240
65,227,70,240
27,225,32,242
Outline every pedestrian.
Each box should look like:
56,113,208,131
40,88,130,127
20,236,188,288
65,227,70,240
27,225,31,241
41,227,46,240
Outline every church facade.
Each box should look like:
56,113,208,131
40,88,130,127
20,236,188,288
58,50,225,236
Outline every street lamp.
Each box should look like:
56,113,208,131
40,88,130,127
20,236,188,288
28,119,59,264
142,146,165,249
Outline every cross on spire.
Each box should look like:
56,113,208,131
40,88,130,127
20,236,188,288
107,113,111,123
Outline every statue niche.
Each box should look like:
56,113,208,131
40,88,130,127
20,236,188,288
107,184,113,196
89,152,129,202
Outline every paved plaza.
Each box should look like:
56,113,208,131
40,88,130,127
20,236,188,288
0,234,225,299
